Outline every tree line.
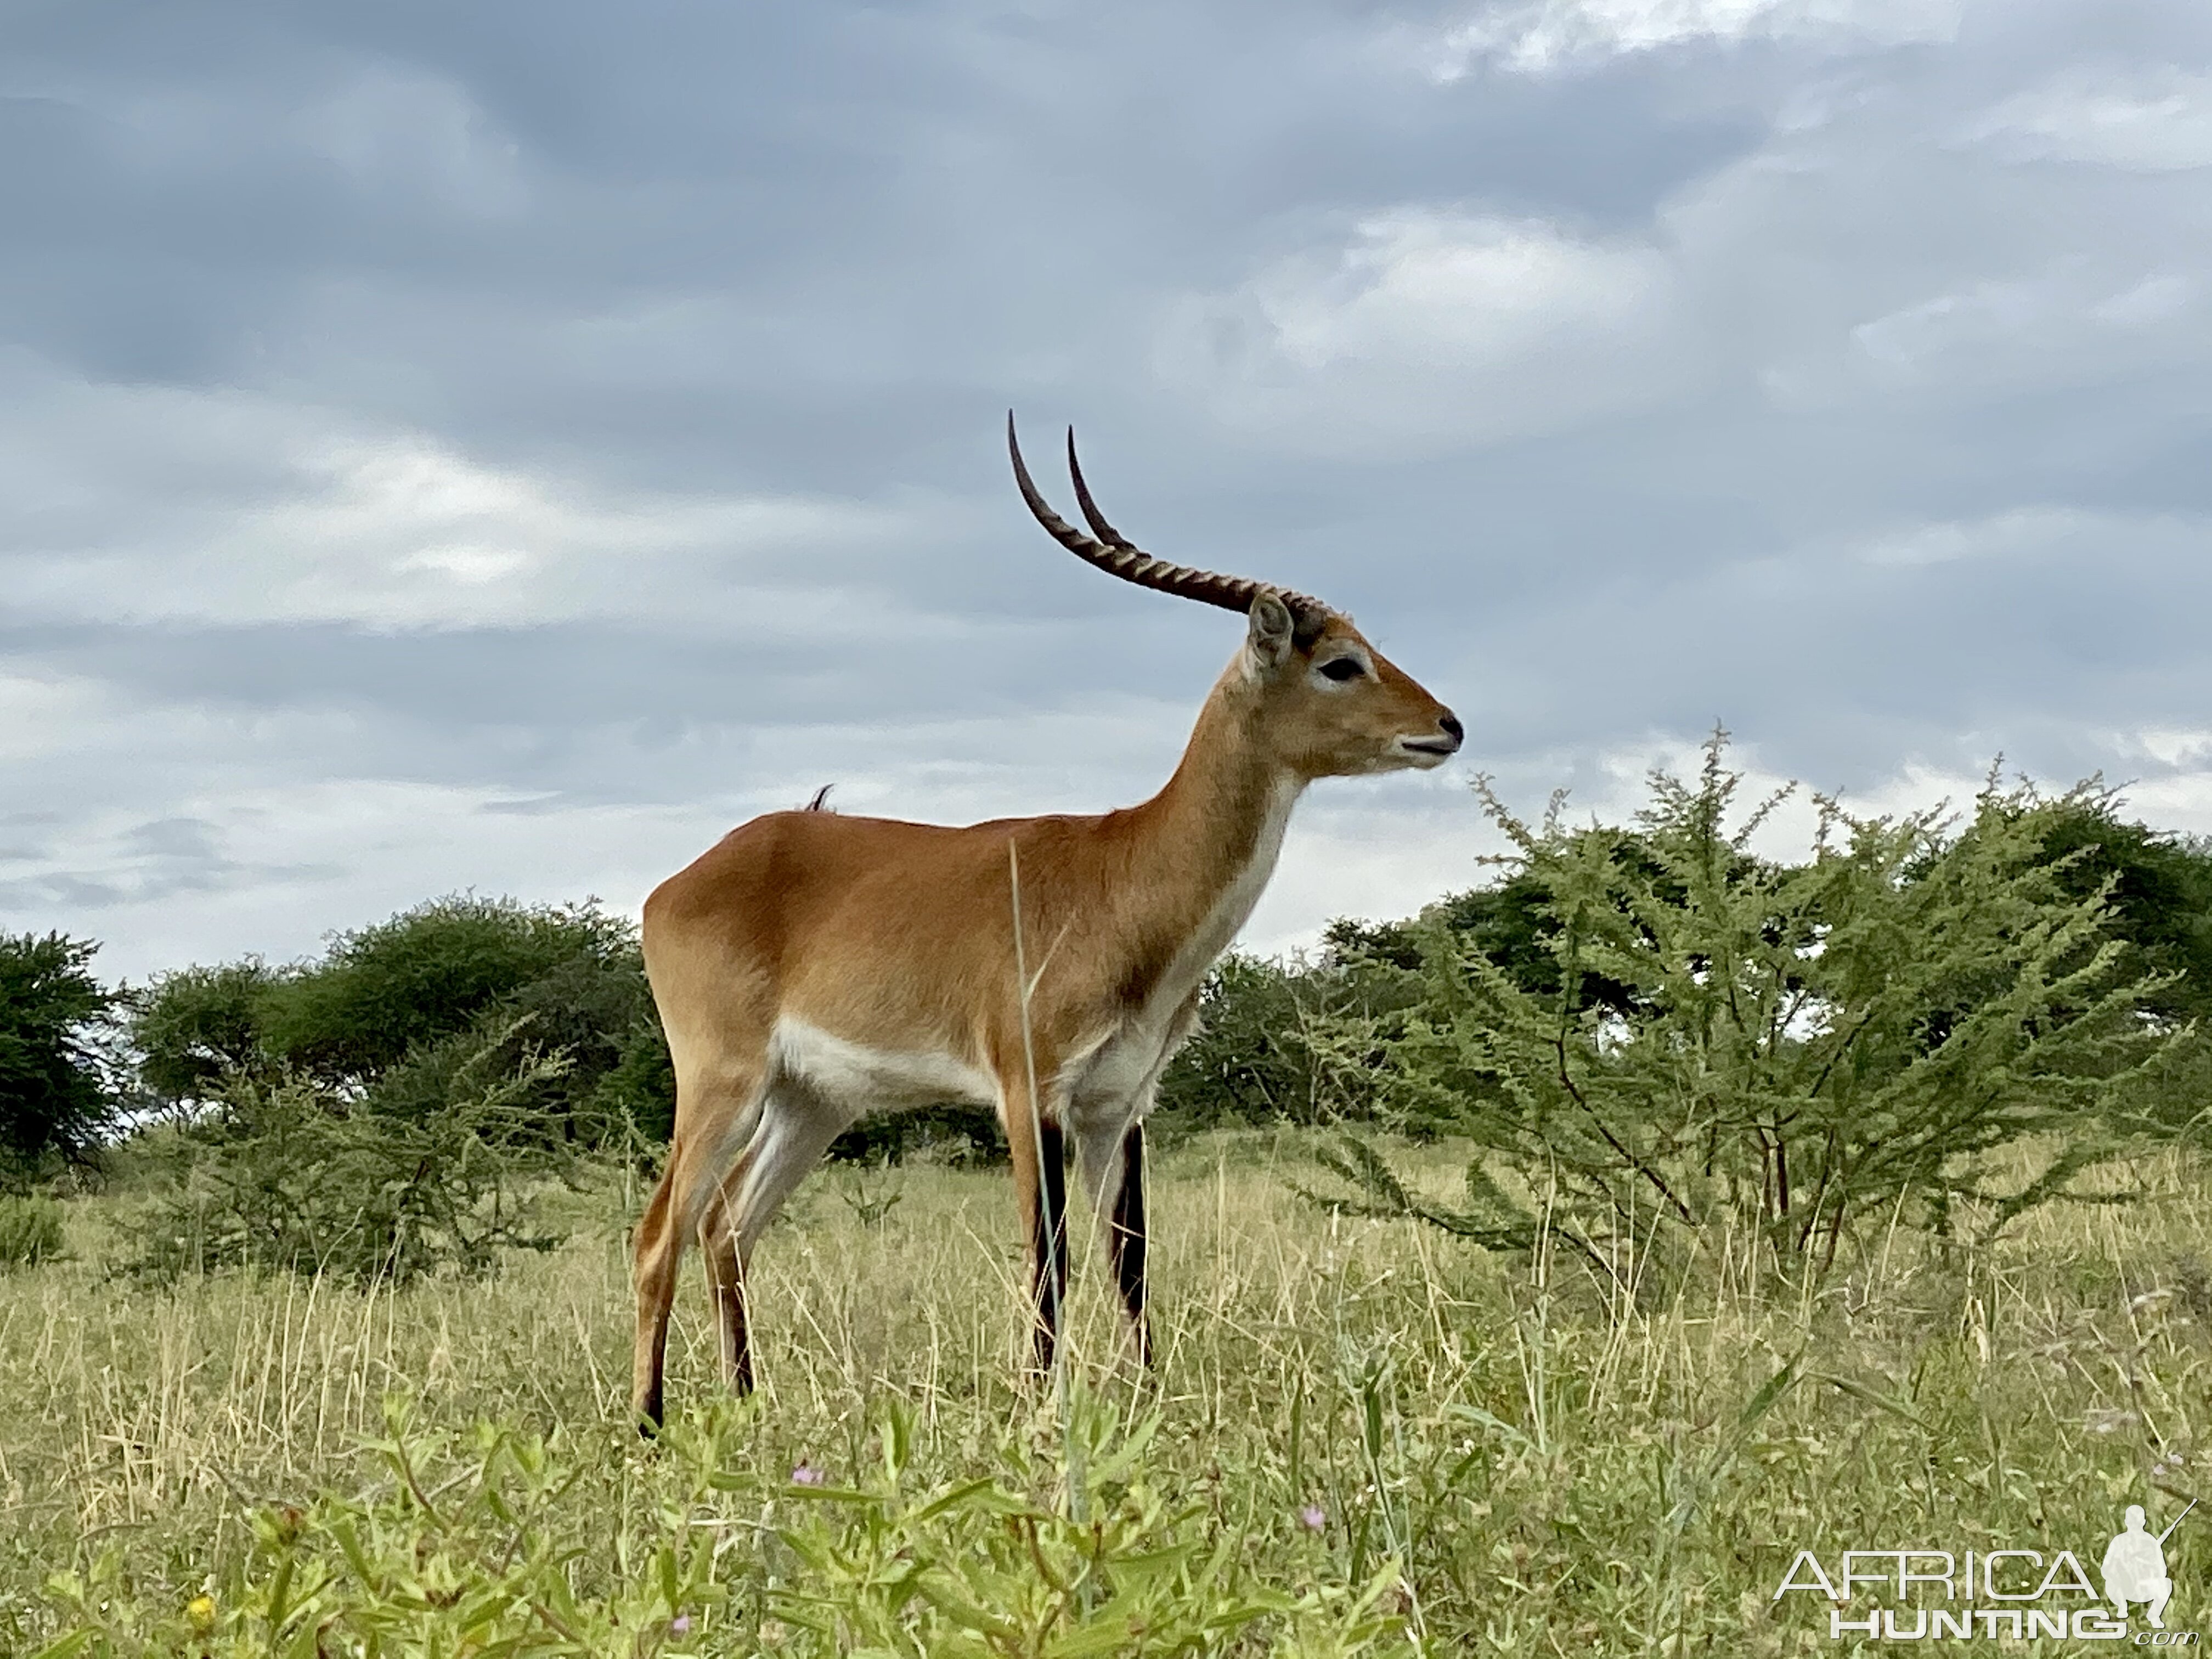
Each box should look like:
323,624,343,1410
5,741,2210,1276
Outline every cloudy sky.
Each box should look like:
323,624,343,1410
3,0,2208,983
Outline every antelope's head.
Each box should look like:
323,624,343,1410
1009,416,1462,783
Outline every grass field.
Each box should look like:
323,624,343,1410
2,1131,2207,1654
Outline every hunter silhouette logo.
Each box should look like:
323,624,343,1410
1773,1501,2199,1643
2106,1501,2193,1630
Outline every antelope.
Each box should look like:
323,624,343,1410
630,417,1462,1427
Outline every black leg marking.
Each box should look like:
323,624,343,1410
728,1301,755,1396
1032,1118,1070,1373
1109,1123,1152,1367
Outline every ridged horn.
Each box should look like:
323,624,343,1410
1007,412,1329,636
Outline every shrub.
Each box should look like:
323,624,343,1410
130,897,673,1146
827,1102,1007,1166
1308,737,2182,1275
1156,951,1416,1131
0,1194,64,1269
584,1012,681,1143
134,1020,579,1285
35,1393,1402,1657
259,897,621,1080
1158,953,1323,1127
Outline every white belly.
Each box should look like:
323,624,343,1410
769,1016,997,1120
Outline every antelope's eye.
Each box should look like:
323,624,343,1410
1318,657,1366,682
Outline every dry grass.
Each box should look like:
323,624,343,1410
5,1131,2211,1653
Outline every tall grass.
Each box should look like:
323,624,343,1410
3,1133,2208,1652
0,1194,66,1270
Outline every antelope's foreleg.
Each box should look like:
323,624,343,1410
1076,1118,1152,1368
1108,1123,1151,1366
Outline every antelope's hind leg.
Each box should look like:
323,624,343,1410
693,1083,851,1398
631,1059,768,1432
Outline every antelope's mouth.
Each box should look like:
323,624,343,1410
1393,736,1459,766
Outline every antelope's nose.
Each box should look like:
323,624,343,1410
1437,711,1464,749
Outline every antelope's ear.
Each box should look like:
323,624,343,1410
1246,592,1295,671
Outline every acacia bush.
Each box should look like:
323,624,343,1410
1307,738,2183,1276
133,1023,579,1285
1155,951,1418,1132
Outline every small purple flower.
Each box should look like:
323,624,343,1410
670,1613,692,1634
791,1461,827,1487
1297,1503,1327,1532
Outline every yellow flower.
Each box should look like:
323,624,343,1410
186,1593,216,1629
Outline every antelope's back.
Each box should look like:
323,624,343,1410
639,808,1105,1059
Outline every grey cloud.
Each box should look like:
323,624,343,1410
2,0,2209,977
120,816,223,860
0,805,338,919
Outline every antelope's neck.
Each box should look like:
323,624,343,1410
1125,685,1304,977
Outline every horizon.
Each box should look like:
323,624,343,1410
5,0,2208,981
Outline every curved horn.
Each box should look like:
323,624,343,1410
1065,427,1138,551
1006,413,1329,631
